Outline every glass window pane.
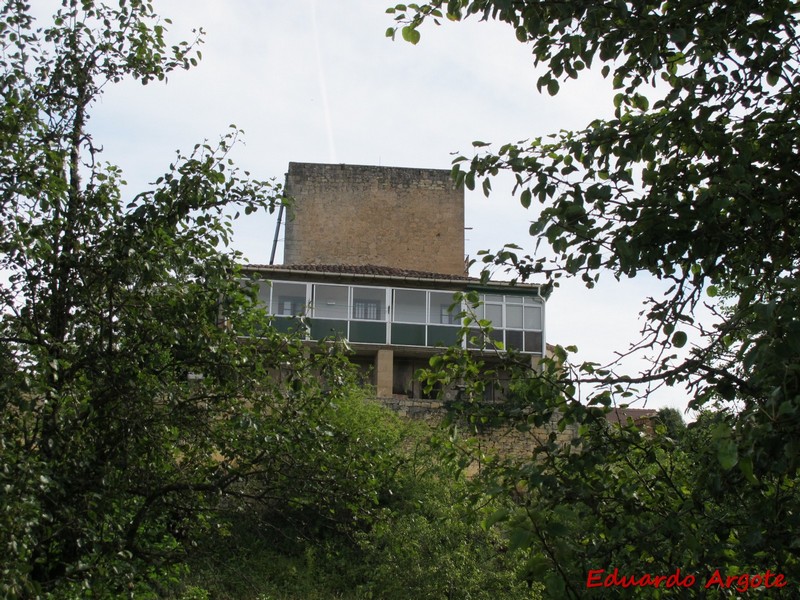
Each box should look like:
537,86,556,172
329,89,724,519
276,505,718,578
314,284,348,319
506,330,523,351
506,304,523,329
485,303,503,327
525,331,543,353
272,282,306,316
506,295,523,304
469,302,484,320
394,289,426,323
352,286,385,321
256,281,271,311
524,305,542,330
483,294,504,303
524,296,538,306
430,291,460,325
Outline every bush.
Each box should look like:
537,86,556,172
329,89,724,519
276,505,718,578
352,443,540,600
175,401,540,600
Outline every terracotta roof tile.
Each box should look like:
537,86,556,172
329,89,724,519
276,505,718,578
605,407,658,425
244,263,474,281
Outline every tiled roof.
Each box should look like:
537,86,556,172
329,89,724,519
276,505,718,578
605,407,658,425
243,263,474,281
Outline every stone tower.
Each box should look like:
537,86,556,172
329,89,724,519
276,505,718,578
283,162,465,276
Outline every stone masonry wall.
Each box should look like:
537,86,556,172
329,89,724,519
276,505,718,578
284,162,465,276
374,397,578,459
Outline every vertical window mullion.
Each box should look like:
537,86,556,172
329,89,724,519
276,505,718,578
386,287,391,341
345,285,350,340
425,291,429,346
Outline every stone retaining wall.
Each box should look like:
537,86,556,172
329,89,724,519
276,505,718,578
374,396,578,458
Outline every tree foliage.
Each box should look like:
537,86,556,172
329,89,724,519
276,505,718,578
388,0,800,596
0,2,402,597
181,430,540,600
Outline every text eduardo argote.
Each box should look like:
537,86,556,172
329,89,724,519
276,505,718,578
586,568,788,593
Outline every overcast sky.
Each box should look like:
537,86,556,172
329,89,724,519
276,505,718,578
72,1,702,413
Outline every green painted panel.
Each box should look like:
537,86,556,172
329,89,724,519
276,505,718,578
271,316,304,335
427,325,460,347
310,318,347,340
391,323,426,346
350,321,387,344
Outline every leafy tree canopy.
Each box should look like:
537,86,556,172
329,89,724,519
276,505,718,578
388,0,800,597
0,2,404,597
388,0,800,478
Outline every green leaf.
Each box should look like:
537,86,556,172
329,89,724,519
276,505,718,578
766,70,780,86
633,94,649,111
401,25,420,44
520,189,532,208
544,572,566,595
523,554,551,579
483,507,510,530
672,331,687,348
465,170,475,190
482,177,492,197
717,438,738,470
508,526,534,552
738,456,757,484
